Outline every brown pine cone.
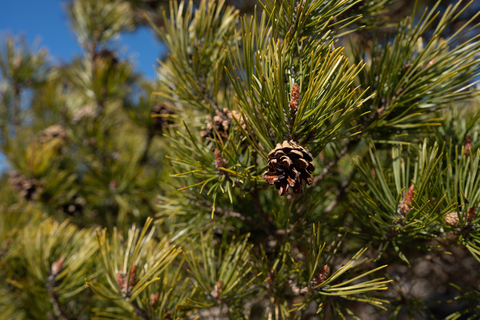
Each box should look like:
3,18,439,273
263,140,315,196
72,105,98,124
8,172,43,201
93,49,118,71
445,206,477,227
39,124,67,145
58,195,86,216
200,108,244,141
151,104,174,132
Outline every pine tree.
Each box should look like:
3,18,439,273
1,0,480,319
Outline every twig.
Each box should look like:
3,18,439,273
215,207,254,223
129,299,150,320
324,170,357,215
313,106,386,186
312,139,355,186
252,188,276,234
47,274,71,320
140,131,154,164
12,84,21,131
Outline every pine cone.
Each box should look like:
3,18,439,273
263,140,315,195
445,206,477,227
93,49,118,71
39,124,67,145
200,108,244,141
72,105,98,124
8,172,43,201
151,104,174,132
58,195,86,216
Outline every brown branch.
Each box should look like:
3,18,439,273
313,106,386,186
312,140,354,186
324,170,357,215
140,131,154,164
129,299,150,320
215,207,254,223
12,84,21,131
47,274,71,320
252,188,276,234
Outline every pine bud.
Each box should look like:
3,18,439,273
128,265,137,292
289,83,300,112
51,257,65,276
116,273,126,293
398,185,414,216
214,149,227,170
467,206,477,221
311,265,329,287
212,279,223,303
464,135,473,156
150,292,159,307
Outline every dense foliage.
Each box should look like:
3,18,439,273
1,0,480,319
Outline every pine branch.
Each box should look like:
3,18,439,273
313,106,386,186
324,170,357,214
129,299,150,320
12,84,20,132
47,259,71,320
140,131,154,164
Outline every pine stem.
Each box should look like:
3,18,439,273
324,170,356,214
46,274,71,320
12,84,21,132
252,188,275,234
129,299,150,320
140,132,154,164
312,105,386,186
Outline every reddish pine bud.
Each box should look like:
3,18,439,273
214,149,227,170
289,83,300,111
116,273,125,292
164,311,172,320
464,135,473,156
426,58,437,67
268,269,275,283
51,257,65,276
212,279,223,303
467,206,477,221
311,265,329,287
128,265,137,292
150,292,159,307
398,185,414,216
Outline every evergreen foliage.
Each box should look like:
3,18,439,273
1,0,480,318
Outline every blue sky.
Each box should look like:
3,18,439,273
0,0,165,79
